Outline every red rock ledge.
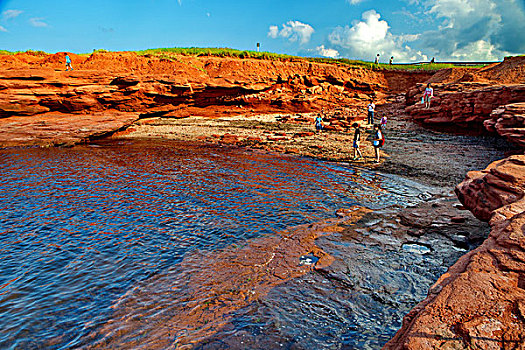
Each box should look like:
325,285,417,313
385,155,525,349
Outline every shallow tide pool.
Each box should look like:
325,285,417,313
1,140,441,349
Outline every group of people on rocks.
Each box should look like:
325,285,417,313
314,99,386,163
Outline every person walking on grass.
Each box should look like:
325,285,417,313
65,53,73,71
389,56,393,65
352,123,363,160
367,100,375,124
372,124,384,163
374,54,380,65
315,113,323,133
424,83,433,109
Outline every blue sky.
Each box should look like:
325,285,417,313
0,0,524,62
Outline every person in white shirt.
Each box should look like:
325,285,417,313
424,83,434,109
367,101,375,124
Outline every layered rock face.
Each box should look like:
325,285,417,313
405,56,525,147
0,51,433,147
385,155,525,349
485,103,525,148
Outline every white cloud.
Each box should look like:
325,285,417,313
267,20,314,44
328,10,427,62
347,0,366,4
268,25,279,39
451,40,501,61
0,25,7,32
417,0,525,59
3,9,22,20
29,17,48,27
316,45,340,58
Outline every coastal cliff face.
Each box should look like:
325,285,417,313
0,51,433,147
404,56,525,147
3,51,525,348
385,155,525,349
386,57,525,349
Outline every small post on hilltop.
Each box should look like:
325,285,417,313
257,43,260,52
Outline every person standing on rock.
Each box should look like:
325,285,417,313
352,123,363,161
367,100,375,124
380,115,387,129
372,124,384,163
424,83,433,109
65,53,73,71
315,113,324,133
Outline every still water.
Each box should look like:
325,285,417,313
0,140,440,349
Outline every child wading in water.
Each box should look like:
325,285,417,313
315,113,323,133
372,124,384,163
352,123,363,160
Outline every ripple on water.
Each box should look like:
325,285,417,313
0,140,436,349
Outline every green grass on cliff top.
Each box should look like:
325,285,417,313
134,47,471,71
0,47,490,71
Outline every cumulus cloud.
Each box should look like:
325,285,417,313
3,9,22,20
267,20,314,44
450,40,501,61
0,25,7,32
29,17,48,27
328,10,427,61
418,0,525,60
315,45,340,58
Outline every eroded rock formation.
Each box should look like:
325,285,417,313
485,103,525,148
405,56,525,146
0,51,433,147
385,155,525,349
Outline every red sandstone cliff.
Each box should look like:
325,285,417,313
0,51,433,147
405,56,525,147
385,57,525,349
385,155,525,349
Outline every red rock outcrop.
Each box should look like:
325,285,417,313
385,155,525,349
0,51,433,147
405,83,525,129
405,56,525,143
485,103,525,147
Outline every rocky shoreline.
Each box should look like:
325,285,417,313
385,155,525,349
2,51,525,348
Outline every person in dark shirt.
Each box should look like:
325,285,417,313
372,124,384,163
352,123,363,160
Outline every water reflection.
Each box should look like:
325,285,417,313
0,140,433,349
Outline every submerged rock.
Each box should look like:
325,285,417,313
386,155,525,349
